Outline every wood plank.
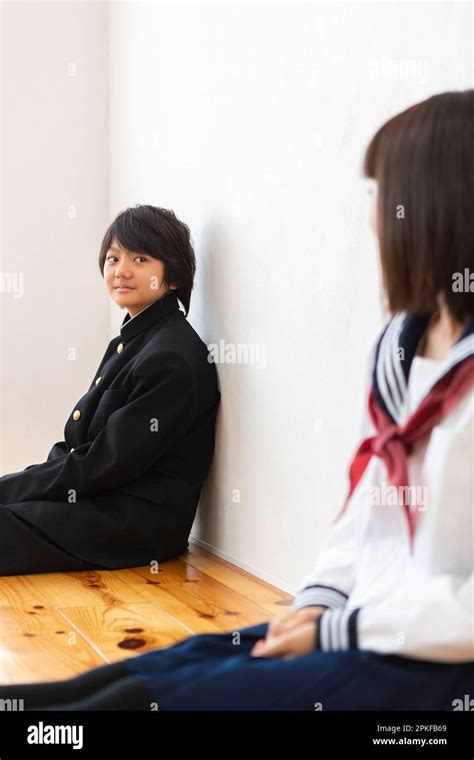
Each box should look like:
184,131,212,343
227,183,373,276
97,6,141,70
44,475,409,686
24,568,150,608
113,568,235,635
0,574,51,609
0,606,106,684
58,603,191,663
124,559,274,631
0,548,291,683
184,543,294,614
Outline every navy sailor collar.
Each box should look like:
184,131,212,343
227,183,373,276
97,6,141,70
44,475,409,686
373,312,474,424
120,290,180,341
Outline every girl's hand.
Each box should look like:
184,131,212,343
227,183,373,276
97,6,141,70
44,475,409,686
249,620,318,660
250,606,326,660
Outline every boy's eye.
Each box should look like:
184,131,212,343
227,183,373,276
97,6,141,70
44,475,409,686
106,255,147,263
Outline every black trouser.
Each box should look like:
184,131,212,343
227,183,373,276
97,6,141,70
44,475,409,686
0,507,102,576
0,661,151,710
0,498,181,576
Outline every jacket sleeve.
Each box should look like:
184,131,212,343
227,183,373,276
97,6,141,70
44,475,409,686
0,350,196,503
292,348,376,613
10,441,68,476
47,441,69,461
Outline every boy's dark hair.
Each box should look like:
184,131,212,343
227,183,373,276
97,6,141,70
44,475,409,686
99,204,196,315
363,89,473,321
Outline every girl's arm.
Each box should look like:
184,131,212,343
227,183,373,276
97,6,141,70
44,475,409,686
315,392,474,662
292,501,362,613
353,572,473,662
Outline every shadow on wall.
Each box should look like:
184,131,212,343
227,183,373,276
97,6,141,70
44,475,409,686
192,218,234,548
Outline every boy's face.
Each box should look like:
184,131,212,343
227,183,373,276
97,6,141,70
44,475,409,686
104,238,176,317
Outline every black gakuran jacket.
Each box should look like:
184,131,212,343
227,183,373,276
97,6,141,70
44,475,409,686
0,291,221,570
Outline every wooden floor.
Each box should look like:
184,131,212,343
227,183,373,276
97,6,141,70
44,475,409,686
0,543,293,685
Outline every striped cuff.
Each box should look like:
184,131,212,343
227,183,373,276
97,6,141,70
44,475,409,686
315,607,360,651
292,584,349,612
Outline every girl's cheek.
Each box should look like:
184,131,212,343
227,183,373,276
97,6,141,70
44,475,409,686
370,197,378,236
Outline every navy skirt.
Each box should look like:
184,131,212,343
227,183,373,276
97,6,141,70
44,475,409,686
124,622,474,711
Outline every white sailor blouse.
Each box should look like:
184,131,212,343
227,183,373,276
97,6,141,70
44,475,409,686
293,313,474,663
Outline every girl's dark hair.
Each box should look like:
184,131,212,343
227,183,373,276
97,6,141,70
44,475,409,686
363,89,473,321
99,204,196,315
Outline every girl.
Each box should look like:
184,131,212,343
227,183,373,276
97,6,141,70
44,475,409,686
1,90,472,710
0,205,221,576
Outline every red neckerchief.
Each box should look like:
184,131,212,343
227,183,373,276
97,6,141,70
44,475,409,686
334,357,474,551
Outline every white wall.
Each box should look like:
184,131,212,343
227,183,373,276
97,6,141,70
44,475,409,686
0,1,109,474
1,2,471,594
108,2,471,593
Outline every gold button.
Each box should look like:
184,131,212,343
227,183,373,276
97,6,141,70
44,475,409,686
95,376,102,385
70,447,75,452
72,409,81,421
117,342,124,353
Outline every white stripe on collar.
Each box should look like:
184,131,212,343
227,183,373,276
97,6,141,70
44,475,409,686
376,314,473,425
377,314,405,422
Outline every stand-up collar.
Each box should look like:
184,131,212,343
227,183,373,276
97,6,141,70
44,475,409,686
120,291,180,341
